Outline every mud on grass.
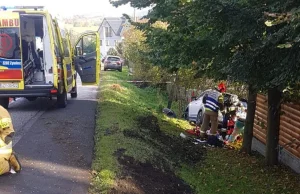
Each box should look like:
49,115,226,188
107,115,205,194
124,115,206,168
110,149,192,194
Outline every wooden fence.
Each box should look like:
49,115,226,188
254,94,268,144
253,94,300,158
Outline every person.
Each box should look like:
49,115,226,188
199,83,226,146
0,105,21,175
226,106,247,144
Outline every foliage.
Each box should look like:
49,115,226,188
115,42,124,57
106,48,119,56
83,39,96,54
113,0,300,92
122,24,171,83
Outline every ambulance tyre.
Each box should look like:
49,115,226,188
71,82,77,98
57,90,67,108
71,92,77,98
0,97,9,109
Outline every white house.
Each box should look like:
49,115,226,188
98,17,128,57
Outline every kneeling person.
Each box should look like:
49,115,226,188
0,105,21,175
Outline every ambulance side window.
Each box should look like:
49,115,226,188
49,17,60,56
62,39,70,57
82,34,96,55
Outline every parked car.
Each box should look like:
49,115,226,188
102,55,122,72
184,89,245,128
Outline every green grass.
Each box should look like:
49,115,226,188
90,67,300,194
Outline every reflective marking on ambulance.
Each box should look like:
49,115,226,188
0,58,22,79
0,19,20,27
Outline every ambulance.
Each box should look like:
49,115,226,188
0,6,100,109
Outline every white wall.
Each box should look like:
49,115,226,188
99,21,123,57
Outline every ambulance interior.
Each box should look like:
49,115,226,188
20,14,53,86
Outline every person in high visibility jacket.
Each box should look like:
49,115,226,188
200,83,226,145
0,105,21,175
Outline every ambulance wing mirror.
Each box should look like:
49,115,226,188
75,46,82,56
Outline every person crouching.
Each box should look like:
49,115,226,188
0,105,21,175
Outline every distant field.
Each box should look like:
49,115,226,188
65,24,99,34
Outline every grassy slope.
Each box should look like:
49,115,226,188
90,68,300,194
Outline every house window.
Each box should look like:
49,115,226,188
106,40,109,46
100,40,102,46
114,40,118,46
105,27,112,37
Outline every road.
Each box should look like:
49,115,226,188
0,78,98,194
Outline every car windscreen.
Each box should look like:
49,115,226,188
107,57,120,61
0,28,21,59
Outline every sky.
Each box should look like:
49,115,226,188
2,0,149,18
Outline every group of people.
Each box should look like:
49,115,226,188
199,83,246,146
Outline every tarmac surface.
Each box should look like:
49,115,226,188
0,78,98,194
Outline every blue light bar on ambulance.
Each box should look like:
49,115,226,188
0,6,44,11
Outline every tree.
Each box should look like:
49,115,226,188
112,0,300,164
115,42,124,57
107,48,119,56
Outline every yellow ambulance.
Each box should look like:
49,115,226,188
0,6,100,108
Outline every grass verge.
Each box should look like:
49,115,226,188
90,67,300,194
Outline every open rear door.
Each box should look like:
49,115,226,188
74,31,100,85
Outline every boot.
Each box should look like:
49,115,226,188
199,131,208,140
207,135,224,147
9,154,21,173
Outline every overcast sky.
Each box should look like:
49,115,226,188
2,0,149,17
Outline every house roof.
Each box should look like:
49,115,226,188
98,17,126,36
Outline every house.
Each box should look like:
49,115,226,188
98,17,128,57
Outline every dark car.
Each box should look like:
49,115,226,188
102,55,122,72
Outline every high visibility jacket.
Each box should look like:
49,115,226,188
0,105,15,175
204,90,224,112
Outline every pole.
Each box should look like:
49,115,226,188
103,25,107,55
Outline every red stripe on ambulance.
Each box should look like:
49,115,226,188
0,70,22,80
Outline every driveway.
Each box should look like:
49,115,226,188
0,78,98,194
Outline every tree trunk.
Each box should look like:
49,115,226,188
167,100,173,109
240,85,257,154
266,87,282,166
167,72,178,109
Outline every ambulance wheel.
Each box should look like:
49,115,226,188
71,82,77,98
57,90,67,108
71,92,77,98
0,97,9,109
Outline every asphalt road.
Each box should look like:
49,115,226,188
0,78,98,194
